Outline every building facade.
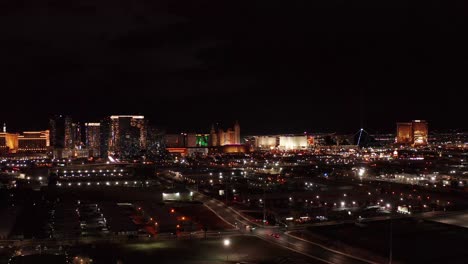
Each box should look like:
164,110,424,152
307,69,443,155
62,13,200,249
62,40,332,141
210,121,241,146
254,136,278,149
251,134,309,150
70,122,83,148
100,117,111,158
279,135,308,150
85,123,101,157
0,132,17,153
17,131,50,153
109,115,147,158
49,115,71,149
396,120,428,146
0,131,50,153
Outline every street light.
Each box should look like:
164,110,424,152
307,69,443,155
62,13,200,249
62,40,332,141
223,238,231,261
358,168,365,177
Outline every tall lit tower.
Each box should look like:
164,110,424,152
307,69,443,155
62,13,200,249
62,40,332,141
49,115,72,149
234,121,240,144
100,117,111,159
2,123,5,133
396,120,428,146
64,117,73,149
109,115,147,158
85,123,101,157
411,120,428,146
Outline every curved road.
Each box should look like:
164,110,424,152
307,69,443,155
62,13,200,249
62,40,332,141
194,192,377,264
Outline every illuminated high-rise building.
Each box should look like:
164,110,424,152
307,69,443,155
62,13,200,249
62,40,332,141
109,115,147,158
396,122,413,144
100,117,111,159
49,115,72,149
64,117,73,149
396,120,428,146
85,123,101,157
71,122,83,148
412,120,428,146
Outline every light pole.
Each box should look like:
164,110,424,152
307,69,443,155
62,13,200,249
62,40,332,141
223,238,231,261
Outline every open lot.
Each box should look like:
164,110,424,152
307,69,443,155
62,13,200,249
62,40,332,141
174,204,233,231
71,235,318,264
301,218,468,264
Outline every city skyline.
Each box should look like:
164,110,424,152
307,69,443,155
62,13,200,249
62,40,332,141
0,112,464,136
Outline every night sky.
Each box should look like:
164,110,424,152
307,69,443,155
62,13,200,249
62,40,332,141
1,0,466,134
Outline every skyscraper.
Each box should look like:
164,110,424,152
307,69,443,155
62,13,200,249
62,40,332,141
49,115,72,149
71,122,83,148
64,117,72,148
412,120,429,146
100,117,111,159
109,115,147,158
85,123,101,157
396,122,412,144
396,120,428,146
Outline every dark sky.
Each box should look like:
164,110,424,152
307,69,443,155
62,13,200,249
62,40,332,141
1,0,467,134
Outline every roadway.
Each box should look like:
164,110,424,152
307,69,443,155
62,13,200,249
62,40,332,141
194,192,377,264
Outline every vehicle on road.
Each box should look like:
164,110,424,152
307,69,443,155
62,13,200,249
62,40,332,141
269,233,280,238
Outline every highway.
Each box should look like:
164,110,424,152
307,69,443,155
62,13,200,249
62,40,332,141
194,192,377,264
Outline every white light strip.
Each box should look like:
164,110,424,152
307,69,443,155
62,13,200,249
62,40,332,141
110,115,144,119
